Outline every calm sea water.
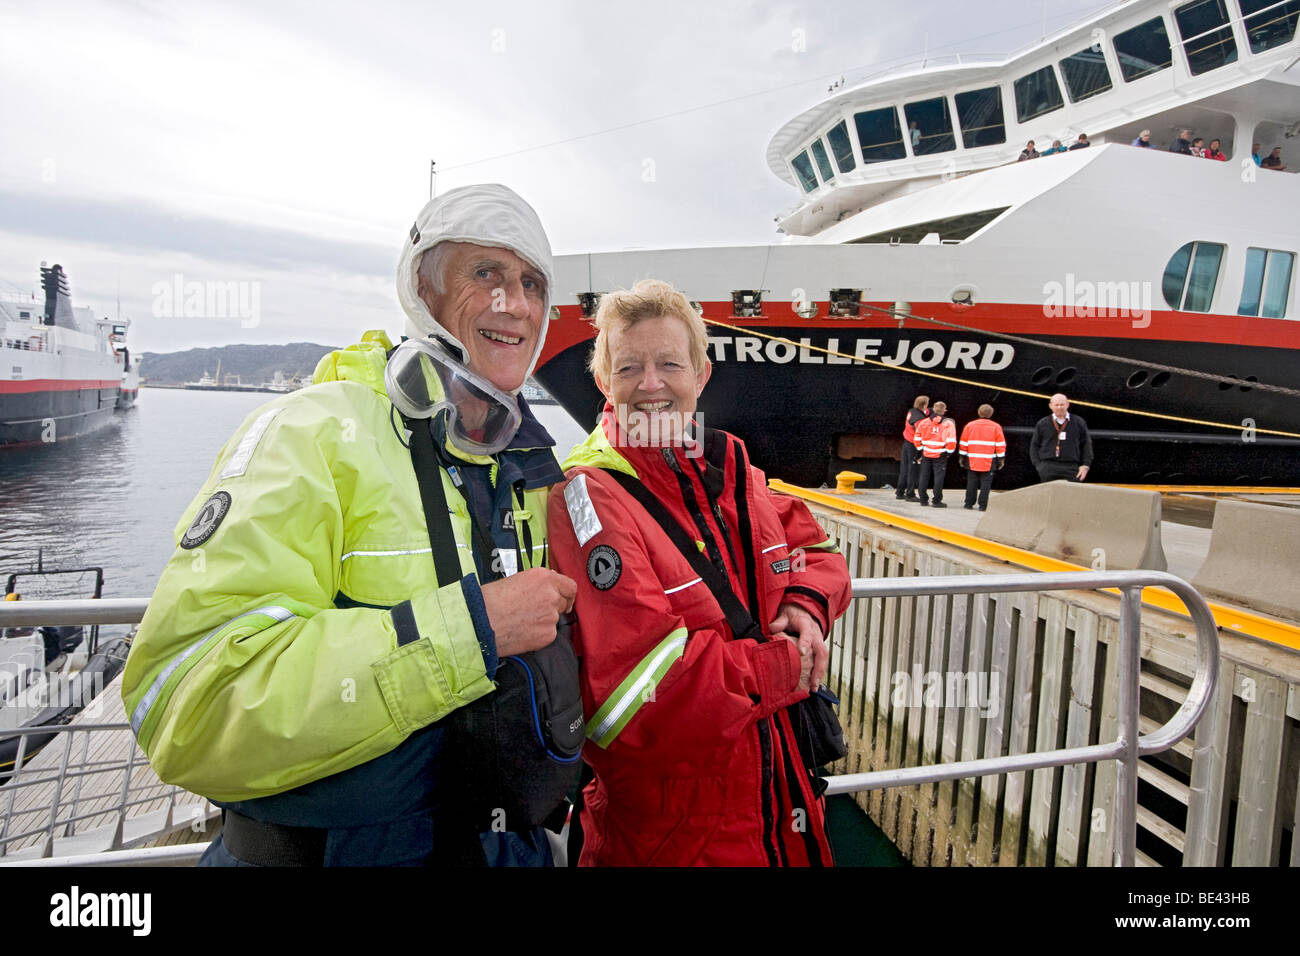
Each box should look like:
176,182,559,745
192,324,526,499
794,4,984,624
0,388,590,599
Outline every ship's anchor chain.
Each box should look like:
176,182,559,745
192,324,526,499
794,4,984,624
701,317,1300,440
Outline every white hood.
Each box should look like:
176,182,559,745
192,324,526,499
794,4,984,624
396,183,554,391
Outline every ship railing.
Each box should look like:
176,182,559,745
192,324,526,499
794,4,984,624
0,597,218,866
0,570,1216,866
823,570,1218,867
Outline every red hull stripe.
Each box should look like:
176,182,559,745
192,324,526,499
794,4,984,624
538,300,1300,363
0,379,120,394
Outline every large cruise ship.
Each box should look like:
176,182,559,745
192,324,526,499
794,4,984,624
532,0,1300,487
0,264,137,446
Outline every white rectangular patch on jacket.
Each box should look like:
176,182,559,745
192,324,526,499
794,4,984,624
220,407,282,479
564,473,603,547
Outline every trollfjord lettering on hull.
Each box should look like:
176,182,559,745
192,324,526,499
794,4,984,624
706,336,1014,371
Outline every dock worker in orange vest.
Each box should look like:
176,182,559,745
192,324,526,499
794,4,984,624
959,404,1007,511
914,400,957,507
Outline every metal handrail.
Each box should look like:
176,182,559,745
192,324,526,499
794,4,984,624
1,572,1218,866
821,570,1219,867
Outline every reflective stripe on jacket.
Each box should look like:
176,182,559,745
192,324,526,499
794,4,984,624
959,419,1007,472
914,415,957,458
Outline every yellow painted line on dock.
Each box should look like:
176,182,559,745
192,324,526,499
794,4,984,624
1099,484,1300,495
771,479,1300,652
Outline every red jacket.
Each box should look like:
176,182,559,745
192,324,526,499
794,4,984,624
902,407,927,442
547,410,851,866
958,418,1007,473
914,415,957,458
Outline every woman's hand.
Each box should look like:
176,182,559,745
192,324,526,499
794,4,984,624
769,602,828,693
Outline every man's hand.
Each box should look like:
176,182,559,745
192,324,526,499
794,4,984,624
1076,464,1090,481
770,602,828,693
481,568,577,657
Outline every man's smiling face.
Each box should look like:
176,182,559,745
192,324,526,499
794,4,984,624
418,242,546,393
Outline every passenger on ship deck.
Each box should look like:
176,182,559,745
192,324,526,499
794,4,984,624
914,400,957,508
546,279,851,866
1018,140,1039,161
1041,139,1067,156
959,404,1006,511
1252,143,1263,166
1190,137,1206,158
1205,139,1227,161
1131,129,1152,148
1068,133,1090,150
121,183,581,867
1029,393,1093,483
1170,129,1194,155
1261,147,1287,171
896,394,929,501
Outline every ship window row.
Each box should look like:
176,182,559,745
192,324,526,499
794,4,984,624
1162,241,1295,317
788,0,1297,189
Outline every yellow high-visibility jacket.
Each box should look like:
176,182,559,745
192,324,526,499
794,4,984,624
121,331,555,803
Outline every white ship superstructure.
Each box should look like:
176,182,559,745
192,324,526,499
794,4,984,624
534,0,1300,486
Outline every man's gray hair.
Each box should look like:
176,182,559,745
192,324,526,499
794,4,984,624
416,243,453,297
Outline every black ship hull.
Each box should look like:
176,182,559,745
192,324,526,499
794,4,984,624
535,324,1300,489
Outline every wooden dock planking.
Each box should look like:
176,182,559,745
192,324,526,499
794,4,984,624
1230,669,1287,865
1027,599,1068,866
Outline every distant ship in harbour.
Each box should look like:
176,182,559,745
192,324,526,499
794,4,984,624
1,263,138,447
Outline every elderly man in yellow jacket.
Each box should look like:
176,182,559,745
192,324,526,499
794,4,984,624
122,184,577,866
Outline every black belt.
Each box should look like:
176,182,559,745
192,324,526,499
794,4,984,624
220,810,327,867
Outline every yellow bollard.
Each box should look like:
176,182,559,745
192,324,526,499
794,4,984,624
835,471,866,494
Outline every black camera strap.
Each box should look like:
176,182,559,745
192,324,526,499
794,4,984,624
600,468,765,644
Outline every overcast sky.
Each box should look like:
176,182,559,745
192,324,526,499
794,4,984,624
0,0,1116,353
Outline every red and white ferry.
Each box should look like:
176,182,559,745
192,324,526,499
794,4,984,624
1,263,137,447
533,0,1300,486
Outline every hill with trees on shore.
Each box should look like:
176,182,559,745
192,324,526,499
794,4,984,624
141,342,338,386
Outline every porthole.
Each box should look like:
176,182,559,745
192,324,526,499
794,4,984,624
1055,366,1077,386
794,300,819,319
1126,370,1148,388
1031,366,1053,386
689,300,705,315
1150,371,1170,388
548,306,561,322
1217,374,1236,391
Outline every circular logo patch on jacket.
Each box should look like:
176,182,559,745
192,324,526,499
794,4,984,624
586,544,622,591
181,492,231,550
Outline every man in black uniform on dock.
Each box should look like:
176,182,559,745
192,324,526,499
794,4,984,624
1029,393,1093,482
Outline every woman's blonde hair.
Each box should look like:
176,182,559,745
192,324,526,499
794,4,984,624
588,279,709,384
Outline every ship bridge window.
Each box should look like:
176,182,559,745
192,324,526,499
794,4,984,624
848,206,1011,244
1175,0,1239,75
810,139,836,183
955,87,1006,147
1162,241,1226,312
1238,247,1295,318
853,106,907,164
1059,46,1113,102
1240,0,1300,52
903,97,956,154
791,150,820,193
1113,16,1173,81
827,120,856,173
1013,66,1064,122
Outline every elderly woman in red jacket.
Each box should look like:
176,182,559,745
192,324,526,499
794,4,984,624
546,279,851,866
